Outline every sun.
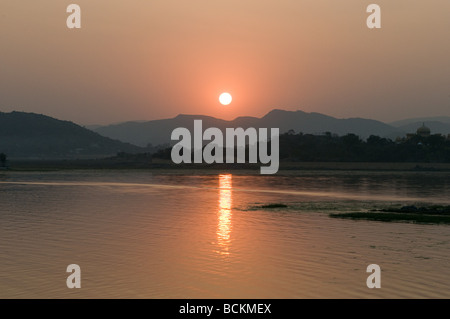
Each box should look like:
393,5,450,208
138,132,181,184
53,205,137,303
219,92,232,105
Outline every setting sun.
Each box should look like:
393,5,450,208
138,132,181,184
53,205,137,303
219,93,232,105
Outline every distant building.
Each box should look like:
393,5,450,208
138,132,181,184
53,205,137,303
400,123,432,142
416,123,431,137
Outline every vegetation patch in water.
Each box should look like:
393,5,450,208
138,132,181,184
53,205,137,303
378,205,450,216
260,203,288,209
244,203,289,210
330,205,450,224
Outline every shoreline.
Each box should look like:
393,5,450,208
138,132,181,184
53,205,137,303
2,160,450,172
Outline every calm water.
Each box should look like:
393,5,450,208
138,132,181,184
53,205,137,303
1,169,450,298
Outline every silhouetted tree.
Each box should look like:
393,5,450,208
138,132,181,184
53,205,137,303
0,153,6,167
287,129,295,135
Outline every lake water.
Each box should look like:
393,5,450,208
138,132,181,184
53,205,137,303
1,169,450,298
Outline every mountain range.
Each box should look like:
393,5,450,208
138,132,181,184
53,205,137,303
2,109,450,158
93,109,450,147
0,111,142,158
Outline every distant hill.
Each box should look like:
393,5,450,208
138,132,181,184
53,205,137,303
3,110,448,160
0,111,143,158
390,116,450,127
94,109,402,147
388,117,450,137
395,121,450,137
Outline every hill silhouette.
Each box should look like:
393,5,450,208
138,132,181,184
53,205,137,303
94,109,402,147
0,111,143,158
395,121,450,137
3,110,450,161
390,116,450,127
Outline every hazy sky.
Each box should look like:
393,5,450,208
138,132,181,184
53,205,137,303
1,1,449,125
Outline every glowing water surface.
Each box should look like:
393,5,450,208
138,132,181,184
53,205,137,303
1,170,449,298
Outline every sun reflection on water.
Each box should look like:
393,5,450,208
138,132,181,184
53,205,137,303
216,174,232,256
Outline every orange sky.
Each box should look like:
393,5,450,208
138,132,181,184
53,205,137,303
1,1,449,125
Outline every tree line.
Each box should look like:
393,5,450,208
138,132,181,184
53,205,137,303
153,132,450,163
278,132,450,162
0,153,6,167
